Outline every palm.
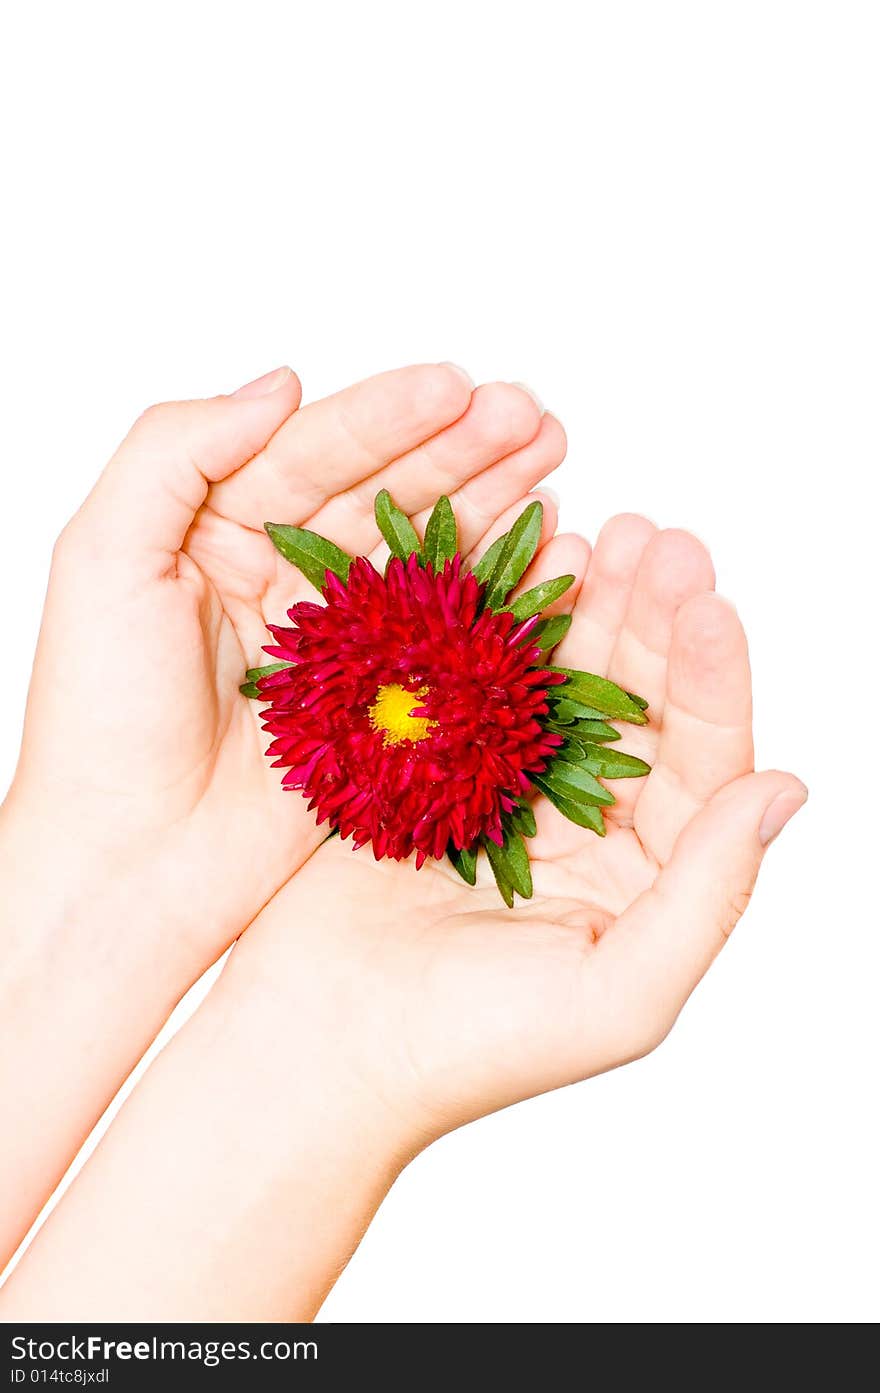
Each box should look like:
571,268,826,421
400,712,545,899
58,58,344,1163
236,515,770,1135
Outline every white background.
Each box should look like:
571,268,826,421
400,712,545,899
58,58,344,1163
1,1,877,1322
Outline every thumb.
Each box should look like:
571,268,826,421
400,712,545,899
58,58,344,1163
612,770,808,1038
71,367,302,573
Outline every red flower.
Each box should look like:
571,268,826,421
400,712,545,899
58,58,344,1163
258,554,564,866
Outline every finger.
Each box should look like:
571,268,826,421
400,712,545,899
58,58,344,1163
605,770,808,1051
552,514,657,675
207,363,474,530
74,369,302,575
605,528,716,718
554,527,714,830
416,413,567,558
634,594,755,862
309,383,544,555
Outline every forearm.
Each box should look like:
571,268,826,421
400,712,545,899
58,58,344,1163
0,919,414,1322
0,805,185,1265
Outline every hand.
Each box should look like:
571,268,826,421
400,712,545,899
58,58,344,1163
0,363,564,1262
228,514,807,1141
3,364,563,987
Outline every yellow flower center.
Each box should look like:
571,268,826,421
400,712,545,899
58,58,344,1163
368,683,436,746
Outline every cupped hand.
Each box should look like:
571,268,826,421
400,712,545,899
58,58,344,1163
4,365,564,985
227,515,806,1144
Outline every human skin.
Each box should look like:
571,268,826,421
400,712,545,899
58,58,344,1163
0,515,806,1320
0,364,566,1263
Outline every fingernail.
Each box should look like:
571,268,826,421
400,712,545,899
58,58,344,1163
759,783,808,846
232,366,292,400
440,361,475,390
540,486,561,507
511,381,545,414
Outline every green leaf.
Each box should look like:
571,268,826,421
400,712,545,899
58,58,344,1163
549,697,611,722
484,825,533,906
579,744,651,780
374,489,422,562
508,800,537,839
551,717,622,744
531,613,572,652
541,757,616,806
533,774,607,834
573,719,621,743
423,495,458,569
481,501,544,611
627,691,649,710
470,533,507,585
506,574,575,622
548,667,648,724
554,736,591,762
448,842,478,886
241,660,296,698
245,661,293,683
264,523,353,591
486,855,514,907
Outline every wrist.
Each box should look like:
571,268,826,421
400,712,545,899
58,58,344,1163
3,945,419,1321
210,894,452,1174
209,943,424,1175
0,795,185,1016
0,799,189,1264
